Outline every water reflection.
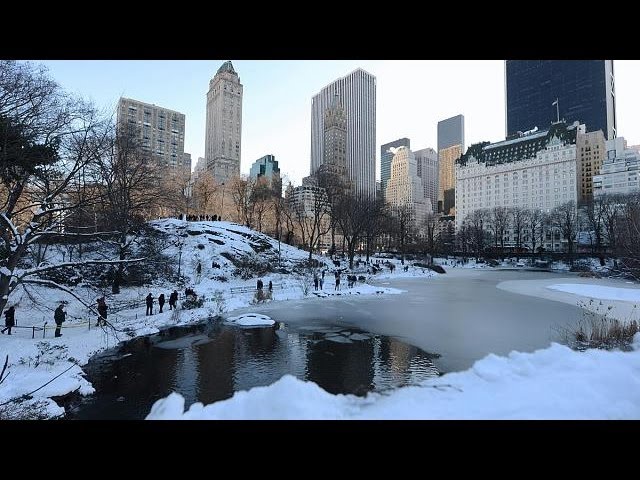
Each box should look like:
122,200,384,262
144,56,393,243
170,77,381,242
73,321,440,419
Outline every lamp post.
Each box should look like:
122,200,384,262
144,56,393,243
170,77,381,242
220,182,225,217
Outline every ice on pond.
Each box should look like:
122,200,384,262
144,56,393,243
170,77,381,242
325,336,353,344
225,313,275,327
348,333,370,341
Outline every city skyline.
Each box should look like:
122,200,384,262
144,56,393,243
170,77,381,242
36,60,640,186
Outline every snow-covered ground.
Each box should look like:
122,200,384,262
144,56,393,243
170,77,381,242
547,283,640,303
498,276,640,322
0,219,431,418
147,334,640,419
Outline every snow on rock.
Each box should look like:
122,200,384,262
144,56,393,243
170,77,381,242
224,313,275,327
146,342,640,420
547,284,640,303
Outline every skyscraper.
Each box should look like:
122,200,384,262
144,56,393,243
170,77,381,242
414,147,438,212
116,97,189,177
205,61,243,184
310,68,376,197
506,60,616,140
437,114,464,215
381,138,410,202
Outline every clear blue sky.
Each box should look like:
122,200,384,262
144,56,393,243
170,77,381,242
37,60,639,186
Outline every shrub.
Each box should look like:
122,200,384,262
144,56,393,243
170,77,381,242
182,297,204,309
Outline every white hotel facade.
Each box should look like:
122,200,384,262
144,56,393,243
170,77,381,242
456,122,584,238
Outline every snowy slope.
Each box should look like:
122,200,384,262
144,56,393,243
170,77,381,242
147,334,640,420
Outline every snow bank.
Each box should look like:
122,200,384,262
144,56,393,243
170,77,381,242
146,342,640,419
547,284,640,303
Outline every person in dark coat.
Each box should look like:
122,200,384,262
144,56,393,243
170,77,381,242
257,279,263,290
169,290,178,310
97,297,108,326
268,281,273,292
196,262,202,275
146,293,154,316
1,306,15,335
54,304,66,338
158,293,166,313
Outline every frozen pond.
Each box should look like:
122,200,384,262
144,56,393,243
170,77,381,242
71,269,587,419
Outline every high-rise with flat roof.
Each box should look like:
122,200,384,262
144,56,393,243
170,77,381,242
414,147,438,212
506,60,616,140
437,114,464,215
205,61,243,184
117,97,189,176
311,68,376,197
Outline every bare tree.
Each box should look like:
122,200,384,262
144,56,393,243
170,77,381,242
193,171,217,216
230,175,256,228
424,212,439,257
527,208,544,254
510,206,527,256
466,209,489,260
363,198,388,262
582,197,606,254
617,192,640,277
551,201,578,256
490,206,510,253
333,193,376,269
251,177,272,233
285,185,331,262
390,205,416,264
0,61,141,313
601,194,622,253
92,126,174,293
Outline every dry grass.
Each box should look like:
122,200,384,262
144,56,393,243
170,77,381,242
559,298,640,350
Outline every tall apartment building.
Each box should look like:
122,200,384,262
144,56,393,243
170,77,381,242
385,147,432,231
380,138,410,202
506,60,616,140
117,97,189,176
456,121,583,233
575,130,605,203
437,115,464,214
205,61,243,184
311,69,376,197
414,147,438,213
593,137,640,197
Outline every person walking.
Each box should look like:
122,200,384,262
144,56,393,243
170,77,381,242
257,279,263,290
319,277,324,290
1,306,15,335
268,281,273,292
169,290,178,310
313,275,319,291
146,293,154,316
97,297,108,326
54,304,66,338
158,293,166,313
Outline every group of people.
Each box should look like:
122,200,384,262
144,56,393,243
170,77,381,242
256,279,273,292
146,290,180,315
184,214,221,222
255,278,273,303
